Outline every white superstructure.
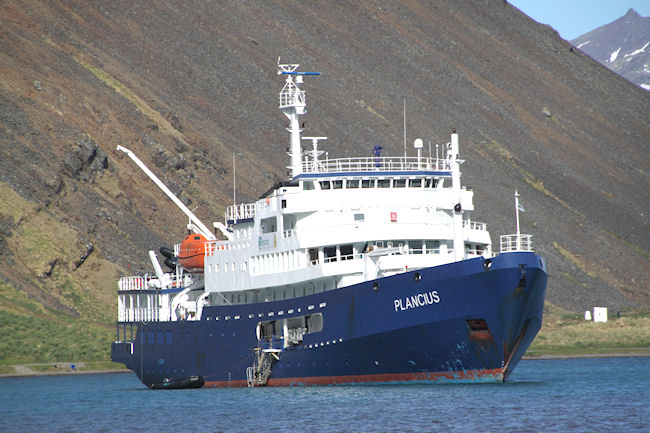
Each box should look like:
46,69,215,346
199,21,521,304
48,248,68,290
203,61,492,305
116,60,534,322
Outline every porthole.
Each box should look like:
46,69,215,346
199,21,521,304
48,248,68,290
373,282,379,292
414,272,422,282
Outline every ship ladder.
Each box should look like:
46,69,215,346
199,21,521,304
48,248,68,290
246,348,280,387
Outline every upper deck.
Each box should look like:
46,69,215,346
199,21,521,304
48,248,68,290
225,155,460,223
298,155,459,177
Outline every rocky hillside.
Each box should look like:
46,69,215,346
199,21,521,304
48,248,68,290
572,8,650,91
1,0,648,361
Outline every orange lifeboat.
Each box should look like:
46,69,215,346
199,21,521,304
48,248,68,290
178,233,208,273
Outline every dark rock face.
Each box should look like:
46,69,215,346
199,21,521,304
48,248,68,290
572,9,650,90
0,0,648,319
63,136,108,180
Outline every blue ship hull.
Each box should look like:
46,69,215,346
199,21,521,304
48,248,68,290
112,252,546,387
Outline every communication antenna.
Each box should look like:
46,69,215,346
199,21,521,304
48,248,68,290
403,99,407,158
277,58,320,179
302,137,327,172
232,150,236,224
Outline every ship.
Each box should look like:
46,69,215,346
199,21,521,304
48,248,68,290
111,60,547,388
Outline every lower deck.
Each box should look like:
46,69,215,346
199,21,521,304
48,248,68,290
112,252,547,388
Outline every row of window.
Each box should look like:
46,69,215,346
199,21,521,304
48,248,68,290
143,330,174,344
207,261,247,273
207,239,488,281
303,177,441,191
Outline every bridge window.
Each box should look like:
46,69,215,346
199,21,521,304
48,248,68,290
394,179,406,188
302,181,315,190
324,246,337,262
377,179,391,188
424,178,439,188
409,179,422,188
408,240,423,254
308,248,319,265
346,179,359,188
362,179,374,188
261,217,277,234
332,180,343,189
340,244,354,260
354,213,364,222
319,181,331,190
426,240,440,254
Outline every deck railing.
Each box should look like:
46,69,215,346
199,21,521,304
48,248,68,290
500,234,533,252
226,203,257,221
118,273,191,290
302,156,456,174
463,220,487,231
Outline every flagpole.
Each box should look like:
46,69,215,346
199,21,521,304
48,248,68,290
515,190,521,251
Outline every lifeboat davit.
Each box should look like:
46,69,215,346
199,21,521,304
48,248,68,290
178,233,208,273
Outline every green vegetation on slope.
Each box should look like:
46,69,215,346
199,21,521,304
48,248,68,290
527,303,650,357
0,276,115,365
0,310,113,365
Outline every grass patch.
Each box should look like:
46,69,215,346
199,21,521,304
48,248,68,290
0,309,114,365
552,242,597,278
76,58,188,146
527,306,650,357
0,365,15,374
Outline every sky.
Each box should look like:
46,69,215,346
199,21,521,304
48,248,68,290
508,0,650,41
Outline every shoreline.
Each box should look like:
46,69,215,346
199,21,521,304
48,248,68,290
523,352,650,360
2,352,649,378
0,366,130,378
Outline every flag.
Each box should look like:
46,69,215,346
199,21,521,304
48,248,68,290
518,202,526,213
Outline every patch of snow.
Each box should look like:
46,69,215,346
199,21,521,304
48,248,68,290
609,47,621,63
576,40,590,49
644,64,650,73
640,83,650,91
624,42,649,57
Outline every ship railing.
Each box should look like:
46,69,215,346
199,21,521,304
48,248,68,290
205,241,228,256
279,85,305,108
118,273,191,290
500,234,533,252
118,275,151,291
282,229,296,238
225,203,257,221
322,253,363,264
463,220,487,231
119,307,160,323
302,156,459,174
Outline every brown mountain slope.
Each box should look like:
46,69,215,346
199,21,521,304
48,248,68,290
0,0,648,360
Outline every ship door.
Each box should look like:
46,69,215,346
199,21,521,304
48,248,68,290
256,320,280,341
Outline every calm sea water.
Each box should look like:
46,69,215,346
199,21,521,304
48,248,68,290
1,357,648,433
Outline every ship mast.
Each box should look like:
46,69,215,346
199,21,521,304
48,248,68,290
449,130,464,261
277,59,320,179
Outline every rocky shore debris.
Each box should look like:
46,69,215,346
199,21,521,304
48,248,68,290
73,243,94,270
63,136,109,181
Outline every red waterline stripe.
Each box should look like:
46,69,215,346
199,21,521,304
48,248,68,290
202,368,504,388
